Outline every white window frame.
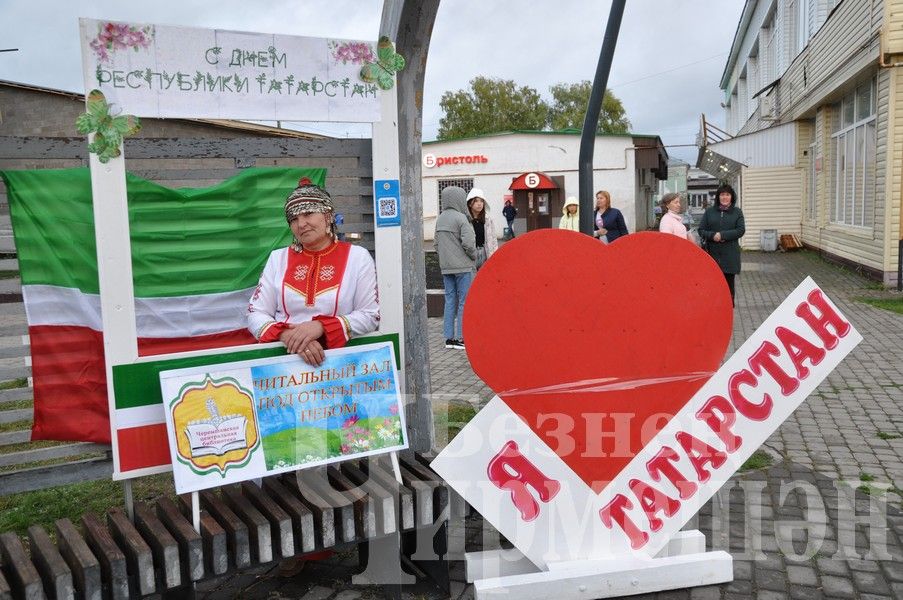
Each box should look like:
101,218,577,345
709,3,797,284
831,80,876,229
807,142,816,220
762,16,776,84
687,192,708,209
796,0,809,54
730,89,739,134
748,55,759,120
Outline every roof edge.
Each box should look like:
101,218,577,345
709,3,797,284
0,78,326,139
719,0,757,91
424,129,660,144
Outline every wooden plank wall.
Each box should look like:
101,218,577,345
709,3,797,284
0,135,374,495
740,166,804,250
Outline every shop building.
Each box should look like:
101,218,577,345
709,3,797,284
420,129,668,240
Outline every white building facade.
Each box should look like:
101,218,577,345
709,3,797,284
421,130,667,240
699,0,903,286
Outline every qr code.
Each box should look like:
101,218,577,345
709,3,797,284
379,197,398,218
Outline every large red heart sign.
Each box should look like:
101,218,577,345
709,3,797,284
463,230,733,493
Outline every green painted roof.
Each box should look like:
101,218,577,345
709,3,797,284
424,128,662,144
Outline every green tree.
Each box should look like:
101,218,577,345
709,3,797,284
548,80,631,134
437,76,549,140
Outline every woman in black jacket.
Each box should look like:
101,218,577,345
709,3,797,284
592,190,629,243
698,183,745,307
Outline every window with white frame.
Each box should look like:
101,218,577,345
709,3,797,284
795,0,809,55
748,54,759,120
687,193,709,209
730,89,739,133
809,0,820,41
762,14,776,84
807,142,816,220
831,79,876,228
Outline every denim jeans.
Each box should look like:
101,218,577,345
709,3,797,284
443,271,473,340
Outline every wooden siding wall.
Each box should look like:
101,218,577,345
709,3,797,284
885,64,903,281
886,0,903,54
801,111,823,244
780,0,882,122
730,0,885,135
740,166,803,250
797,68,889,275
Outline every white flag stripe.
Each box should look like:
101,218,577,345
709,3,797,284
22,284,255,337
116,404,166,428
23,285,103,330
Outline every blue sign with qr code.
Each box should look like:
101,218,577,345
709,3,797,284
374,179,401,227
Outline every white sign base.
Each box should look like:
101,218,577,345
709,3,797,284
467,531,732,600
464,529,709,582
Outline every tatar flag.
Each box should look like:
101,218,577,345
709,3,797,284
1,167,325,446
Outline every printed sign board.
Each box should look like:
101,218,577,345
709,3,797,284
160,341,406,493
79,18,381,122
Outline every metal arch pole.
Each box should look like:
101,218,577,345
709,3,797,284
391,0,441,452
579,0,627,236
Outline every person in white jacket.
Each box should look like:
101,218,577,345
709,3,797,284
246,177,379,366
559,196,579,231
466,188,498,270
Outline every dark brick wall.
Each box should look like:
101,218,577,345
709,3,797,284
0,84,283,138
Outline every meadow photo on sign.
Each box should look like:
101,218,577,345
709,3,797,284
160,342,407,494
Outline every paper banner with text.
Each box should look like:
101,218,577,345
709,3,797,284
79,18,382,122
160,341,405,493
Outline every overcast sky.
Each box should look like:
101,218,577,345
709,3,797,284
0,0,744,164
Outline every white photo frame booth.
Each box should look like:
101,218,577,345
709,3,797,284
77,18,406,484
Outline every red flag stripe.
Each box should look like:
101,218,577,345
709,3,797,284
28,325,257,446
116,423,171,472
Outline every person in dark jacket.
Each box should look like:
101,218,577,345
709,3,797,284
698,183,745,307
502,200,517,238
592,190,629,243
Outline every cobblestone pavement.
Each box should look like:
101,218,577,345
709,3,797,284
201,249,903,599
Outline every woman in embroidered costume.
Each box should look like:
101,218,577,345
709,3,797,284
247,177,380,366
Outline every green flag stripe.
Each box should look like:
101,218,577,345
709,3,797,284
112,333,401,410
2,167,325,297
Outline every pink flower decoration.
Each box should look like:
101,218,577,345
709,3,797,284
90,22,153,64
330,41,375,65
342,415,360,429
389,405,398,415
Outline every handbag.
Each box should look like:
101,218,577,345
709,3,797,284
475,246,487,270
690,228,703,248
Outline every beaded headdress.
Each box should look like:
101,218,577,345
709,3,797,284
284,177,334,223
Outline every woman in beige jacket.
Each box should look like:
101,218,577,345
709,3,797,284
466,188,498,269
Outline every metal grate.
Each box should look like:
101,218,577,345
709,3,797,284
437,178,474,196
